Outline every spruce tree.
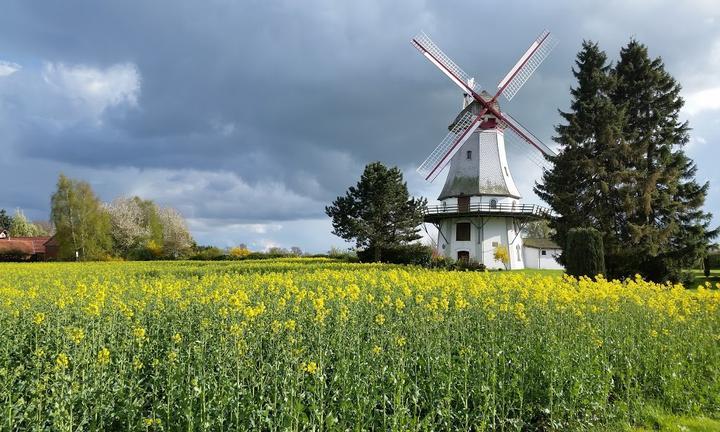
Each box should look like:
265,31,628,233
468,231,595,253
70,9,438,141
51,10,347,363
535,41,625,270
325,162,427,262
0,209,11,231
611,40,717,280
537,40,717,282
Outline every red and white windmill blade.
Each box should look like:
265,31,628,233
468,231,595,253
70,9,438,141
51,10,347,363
413,30,558,181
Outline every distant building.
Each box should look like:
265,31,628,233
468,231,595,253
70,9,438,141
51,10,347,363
0,229,58,261
522,238,563,270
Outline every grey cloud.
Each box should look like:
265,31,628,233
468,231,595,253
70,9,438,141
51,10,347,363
0,0,718,251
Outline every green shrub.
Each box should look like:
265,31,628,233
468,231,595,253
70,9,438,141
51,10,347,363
357,244,432,266
0,249,30,262
565,227,605,278
707,252,720,269
189,246,226,261
455,259,486,272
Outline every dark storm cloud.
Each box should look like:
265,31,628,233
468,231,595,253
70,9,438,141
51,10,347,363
0,0,718,250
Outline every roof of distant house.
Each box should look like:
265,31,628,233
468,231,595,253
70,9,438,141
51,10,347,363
523,238,561,249
0,234,53,255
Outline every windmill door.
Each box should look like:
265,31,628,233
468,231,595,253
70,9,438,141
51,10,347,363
458,196,470,212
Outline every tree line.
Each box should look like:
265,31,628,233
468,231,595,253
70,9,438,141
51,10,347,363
50,174,194,260
0,209,51,237
1,174,194,261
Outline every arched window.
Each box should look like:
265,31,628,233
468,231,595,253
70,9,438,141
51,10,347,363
516,244,521,261
489,199,497,209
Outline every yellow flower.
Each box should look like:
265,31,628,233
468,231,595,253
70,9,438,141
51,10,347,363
55,353,69,370
374,314,385,326
395,336,406,347
372,345,383,355
33,312,46,325
34,348,45,358
133,326,147,342
303,361,318,375
271,320,282,334
284,319,296,331
132,357,143,370
143,418,162,427
167,350,178,363
67,327,85,344
339,305,350,322
171,333,182,344
97,347,111,366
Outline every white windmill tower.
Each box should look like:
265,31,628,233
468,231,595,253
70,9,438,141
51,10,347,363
412,30,557,269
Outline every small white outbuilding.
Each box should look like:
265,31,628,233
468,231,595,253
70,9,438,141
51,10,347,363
522,238,563,270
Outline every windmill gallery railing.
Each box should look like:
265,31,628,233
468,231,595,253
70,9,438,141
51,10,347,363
422,202,554,221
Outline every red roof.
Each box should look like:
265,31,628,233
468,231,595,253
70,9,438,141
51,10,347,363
0,236,52,255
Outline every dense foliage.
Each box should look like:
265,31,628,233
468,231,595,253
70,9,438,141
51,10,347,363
565,227,606,277
326,162,427,262
0,209,11,231
356,243,432,266
8,209,48,237
51,174,112,260
0,208,49,237
0,260,718,430
536,40,717,282
48,175,194,261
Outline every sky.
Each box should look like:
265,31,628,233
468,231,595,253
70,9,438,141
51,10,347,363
0,0,718,253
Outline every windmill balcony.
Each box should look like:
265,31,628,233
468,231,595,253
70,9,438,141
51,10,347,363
423,202,554,223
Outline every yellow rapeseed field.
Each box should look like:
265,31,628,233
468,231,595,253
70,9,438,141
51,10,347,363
0,259,718,430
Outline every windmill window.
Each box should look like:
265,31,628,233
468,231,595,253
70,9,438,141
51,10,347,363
516,245,521,261
489,199,497,209
466,150,472,160
541,250,547,256
456,223,471,241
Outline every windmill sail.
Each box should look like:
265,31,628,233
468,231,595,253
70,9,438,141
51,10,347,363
417,111,482,182
496,30,558,101
412,32,481,96
500,112,556,157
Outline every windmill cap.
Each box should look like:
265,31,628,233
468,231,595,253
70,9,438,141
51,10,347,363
448,93,501,131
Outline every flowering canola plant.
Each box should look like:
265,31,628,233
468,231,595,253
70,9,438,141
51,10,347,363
0,259,718,430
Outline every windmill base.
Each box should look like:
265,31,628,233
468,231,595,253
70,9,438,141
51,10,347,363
435,215,525,270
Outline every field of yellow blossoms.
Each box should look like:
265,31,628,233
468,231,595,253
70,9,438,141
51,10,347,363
0,259,719,430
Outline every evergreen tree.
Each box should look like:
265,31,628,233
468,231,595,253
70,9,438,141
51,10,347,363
610,40,717,280
537,40,717,282
565,227,606,278
325,162,427,262
0,209,11,231
51,174,112,260
535,41,625,270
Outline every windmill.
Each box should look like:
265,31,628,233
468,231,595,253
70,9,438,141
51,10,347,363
413,30,557,269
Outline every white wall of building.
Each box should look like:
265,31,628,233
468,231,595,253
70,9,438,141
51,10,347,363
437,215,525,270
523,246,563,270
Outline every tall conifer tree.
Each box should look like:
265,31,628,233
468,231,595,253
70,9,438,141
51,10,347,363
537,40,717,282
535,41,625,270
611,41,717,280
